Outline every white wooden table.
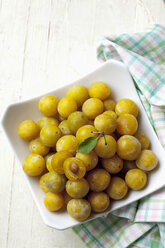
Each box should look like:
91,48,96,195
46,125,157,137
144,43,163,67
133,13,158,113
0,1,165,247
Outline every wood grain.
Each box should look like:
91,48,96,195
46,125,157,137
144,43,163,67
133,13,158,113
0,0,164,247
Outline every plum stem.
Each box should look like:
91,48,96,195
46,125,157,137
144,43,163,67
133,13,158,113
91,131,107,145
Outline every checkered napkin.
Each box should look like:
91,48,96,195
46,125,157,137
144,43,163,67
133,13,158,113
73,24,165,248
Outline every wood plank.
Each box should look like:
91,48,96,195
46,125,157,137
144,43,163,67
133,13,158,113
143,0,165,25
0,0,31,247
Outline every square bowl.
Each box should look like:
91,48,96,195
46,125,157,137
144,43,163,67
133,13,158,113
1,60,165,230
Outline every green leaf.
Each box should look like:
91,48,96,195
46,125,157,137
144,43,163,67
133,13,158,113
77,137,98,154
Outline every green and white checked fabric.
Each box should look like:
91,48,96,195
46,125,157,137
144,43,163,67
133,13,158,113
73,216,153,248
73,25,165,247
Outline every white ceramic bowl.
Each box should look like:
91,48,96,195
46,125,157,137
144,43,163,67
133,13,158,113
1,60,165,230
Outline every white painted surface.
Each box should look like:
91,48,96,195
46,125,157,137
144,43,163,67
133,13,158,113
0,0,164,247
